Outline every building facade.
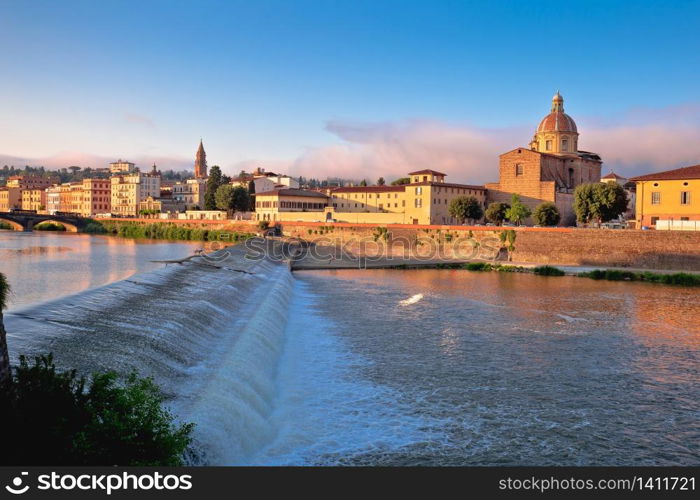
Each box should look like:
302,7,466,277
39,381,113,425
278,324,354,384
6,175,58,190
21,189,47,212
109,160,136,174
111,172,161,217
0,187,21,211
485,92,602,224
630,164,700,227
81,178,111,216
254,170,487,225
172,178,206,209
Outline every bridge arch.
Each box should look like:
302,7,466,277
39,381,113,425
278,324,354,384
30,219,80,233
0,217,23,231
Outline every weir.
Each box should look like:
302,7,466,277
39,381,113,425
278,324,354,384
4,242,295,464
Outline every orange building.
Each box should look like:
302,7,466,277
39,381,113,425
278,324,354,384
81,178,111,216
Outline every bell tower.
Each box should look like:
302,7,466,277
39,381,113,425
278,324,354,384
194,139,208,179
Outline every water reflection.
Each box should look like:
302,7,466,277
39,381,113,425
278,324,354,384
0,232,203,310
295,269,700,465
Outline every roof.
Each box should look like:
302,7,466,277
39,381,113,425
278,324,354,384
629,164,700,182
537,111,578,133
253,188,328,198
410,181,486,190
408,169,447,176
601,171,627,180
331,185,406,193
499,147,602,162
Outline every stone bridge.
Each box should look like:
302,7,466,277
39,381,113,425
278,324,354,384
0,212,89,232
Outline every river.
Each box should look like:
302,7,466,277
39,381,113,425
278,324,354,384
1,232,698,465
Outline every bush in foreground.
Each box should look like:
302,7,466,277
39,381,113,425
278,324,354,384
0,354,194,465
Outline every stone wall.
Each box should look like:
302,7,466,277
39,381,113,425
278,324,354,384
276,221,700,271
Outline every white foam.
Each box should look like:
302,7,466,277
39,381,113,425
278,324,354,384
399,293,424,306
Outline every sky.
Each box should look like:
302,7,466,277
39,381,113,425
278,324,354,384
1,0,699,183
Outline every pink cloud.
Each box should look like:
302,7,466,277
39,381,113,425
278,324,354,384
276,103,700,183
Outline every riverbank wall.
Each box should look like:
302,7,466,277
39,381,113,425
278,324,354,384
86,219,700,271
274,221,700,271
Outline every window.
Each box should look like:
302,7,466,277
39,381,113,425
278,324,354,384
651,192,661,204
414,198,422,208
415,187,422,195
545,140,552,151
515,164,523,176
681,191,691,205
561,139,568,152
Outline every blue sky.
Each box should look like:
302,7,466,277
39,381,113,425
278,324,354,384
1,0,699,182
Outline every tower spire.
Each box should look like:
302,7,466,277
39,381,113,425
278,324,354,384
194,139,208,179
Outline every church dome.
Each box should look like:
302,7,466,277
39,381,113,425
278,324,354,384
536,91,577,133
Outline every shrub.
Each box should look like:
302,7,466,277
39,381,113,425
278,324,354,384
533,202,561,226
580,269,700,286
258,220,270,230
0,222,13,230
0,354,194,465
533,265,565,276
465,262,490,271
0,273,8,310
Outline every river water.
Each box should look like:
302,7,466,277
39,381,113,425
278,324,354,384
1,232,698,465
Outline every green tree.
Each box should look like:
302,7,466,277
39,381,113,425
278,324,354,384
484,202,510,225
247,179,256,210
376,177,385,186
448,196,484,224
0,354,193,465
573,182,629,225
533,202,561,226
204,166,223,210
391,177,410,185
504,193,532,225
216,184,250,213
359,179,368,187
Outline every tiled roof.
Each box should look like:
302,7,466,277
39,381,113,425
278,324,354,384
408,169,447,176
537,111,578,133
253,188,328,198
629,164,700,182
601,171,627,180
331,185,406,193
410,182,486,190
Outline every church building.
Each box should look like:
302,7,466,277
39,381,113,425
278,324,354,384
485,92,602,224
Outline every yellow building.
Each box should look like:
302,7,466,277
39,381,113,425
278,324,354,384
254,170,486,225
0,187,22,211
630,164,700,228
111,171,161,217
172,178,206,209
21,189,47,212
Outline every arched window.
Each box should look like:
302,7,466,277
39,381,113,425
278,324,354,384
561,137,568,152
